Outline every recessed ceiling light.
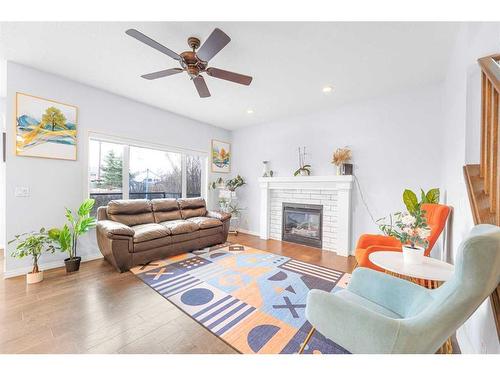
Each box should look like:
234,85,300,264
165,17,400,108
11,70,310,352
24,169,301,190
246,109,254,114
322,85,333,93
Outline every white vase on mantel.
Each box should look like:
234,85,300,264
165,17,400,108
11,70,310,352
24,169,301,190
299,170,309,176
335,164,343,175
402,245,425,264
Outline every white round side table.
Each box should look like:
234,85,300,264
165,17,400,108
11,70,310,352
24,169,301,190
369,251,454,286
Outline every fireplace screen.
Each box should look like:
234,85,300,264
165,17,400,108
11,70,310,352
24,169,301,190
282,202,323,248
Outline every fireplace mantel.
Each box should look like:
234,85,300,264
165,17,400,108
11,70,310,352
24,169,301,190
258,175,354,256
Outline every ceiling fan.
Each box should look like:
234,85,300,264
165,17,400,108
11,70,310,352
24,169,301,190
125,28,253,98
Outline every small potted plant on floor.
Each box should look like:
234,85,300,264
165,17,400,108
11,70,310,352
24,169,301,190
377,189,435,264
9,228,56,284
49,199,97,273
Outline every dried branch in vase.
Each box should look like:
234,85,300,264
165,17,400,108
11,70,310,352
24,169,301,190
331,147,352,166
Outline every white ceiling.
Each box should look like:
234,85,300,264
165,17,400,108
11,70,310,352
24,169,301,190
0,22,459,130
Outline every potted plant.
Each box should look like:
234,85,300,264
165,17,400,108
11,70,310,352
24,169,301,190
331,147,352,175
225,175,246,192
294,146,311,176
8,228,56,284
377,189,438,264
49,199,97,273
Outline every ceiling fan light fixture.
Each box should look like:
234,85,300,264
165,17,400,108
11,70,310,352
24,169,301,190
322,85,334,94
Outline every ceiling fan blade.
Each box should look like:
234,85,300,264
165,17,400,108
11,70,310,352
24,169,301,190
196,28,231,62
141,68,183,80
193,76,211,98
125,29,181,61
206,67,253,86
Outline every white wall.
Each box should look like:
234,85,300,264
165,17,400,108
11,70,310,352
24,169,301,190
231,83,445,250
0,96,6,250
4,62,230,276
441,23,500,354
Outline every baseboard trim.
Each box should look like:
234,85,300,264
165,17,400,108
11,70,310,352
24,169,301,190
2,253,104,279
235,228,260,237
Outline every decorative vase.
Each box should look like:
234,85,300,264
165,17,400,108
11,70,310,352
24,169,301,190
299,169,309,176
402,245,425,264
262,161,269,177
336,164,343,175
26,271,43,284
64,256,81,273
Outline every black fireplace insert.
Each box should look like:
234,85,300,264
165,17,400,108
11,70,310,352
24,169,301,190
282,202,323,248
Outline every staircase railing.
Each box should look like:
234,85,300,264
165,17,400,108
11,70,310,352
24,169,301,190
464,53,500,339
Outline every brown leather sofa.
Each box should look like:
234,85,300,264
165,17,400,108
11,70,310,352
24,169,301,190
96,197,231,272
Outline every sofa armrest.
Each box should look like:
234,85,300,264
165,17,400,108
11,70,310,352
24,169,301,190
97,220,134,238
206,210,231,222
306,289,401,353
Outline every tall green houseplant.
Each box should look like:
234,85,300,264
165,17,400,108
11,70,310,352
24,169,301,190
50,199,97,272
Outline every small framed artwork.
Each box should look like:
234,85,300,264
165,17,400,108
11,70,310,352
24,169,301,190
211,139,231,173
15,92,78,160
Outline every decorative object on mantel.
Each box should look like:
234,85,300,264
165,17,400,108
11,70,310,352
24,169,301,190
377,188,439,264
15,92,78,161
9,227,57,284
262,161,269,177
49,199,97,273
211,139,231,173
294,146,311,176
331,147,352,175
262,161,275,177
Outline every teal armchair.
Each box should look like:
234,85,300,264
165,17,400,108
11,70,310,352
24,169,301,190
305,224,500,353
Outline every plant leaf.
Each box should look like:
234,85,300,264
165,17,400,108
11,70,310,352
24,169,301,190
420,189,427,203
78,199,95,216
425,188,440,204
59,225,71,252
403,189,419,213
48,228,61,240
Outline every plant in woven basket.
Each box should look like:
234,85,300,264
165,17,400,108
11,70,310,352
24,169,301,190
9,228,57,283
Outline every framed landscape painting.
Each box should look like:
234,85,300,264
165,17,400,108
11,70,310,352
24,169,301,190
15,92,78,160
211,139,231,173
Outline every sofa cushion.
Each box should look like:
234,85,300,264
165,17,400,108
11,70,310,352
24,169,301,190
107,199,154,226
159,219,199,235
187,216,223,229
151,198,182,223
131,223,170,243
178,197,207,219
133,235,172,252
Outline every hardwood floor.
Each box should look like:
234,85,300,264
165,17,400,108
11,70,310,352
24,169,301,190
0,233,356,354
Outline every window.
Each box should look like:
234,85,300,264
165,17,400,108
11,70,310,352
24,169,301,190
186,154,202,198
88,136,206,216
88,140,124,215
129,146,182,199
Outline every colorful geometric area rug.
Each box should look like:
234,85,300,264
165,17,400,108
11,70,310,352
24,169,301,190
131,243,351,354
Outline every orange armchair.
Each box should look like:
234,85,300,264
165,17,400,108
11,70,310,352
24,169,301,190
355,203,451,271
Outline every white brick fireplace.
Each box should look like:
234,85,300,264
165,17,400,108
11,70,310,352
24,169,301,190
258,176,354,256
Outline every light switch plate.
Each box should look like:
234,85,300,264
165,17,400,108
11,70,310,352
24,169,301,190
15,186,30,197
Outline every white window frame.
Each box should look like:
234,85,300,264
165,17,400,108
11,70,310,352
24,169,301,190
86,131,208,203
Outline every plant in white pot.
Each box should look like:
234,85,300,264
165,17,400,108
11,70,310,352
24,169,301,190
377,189,438,264
8,228,56,284
49,199,96,273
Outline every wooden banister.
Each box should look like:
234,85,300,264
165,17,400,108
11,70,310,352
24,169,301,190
464,53,500,340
